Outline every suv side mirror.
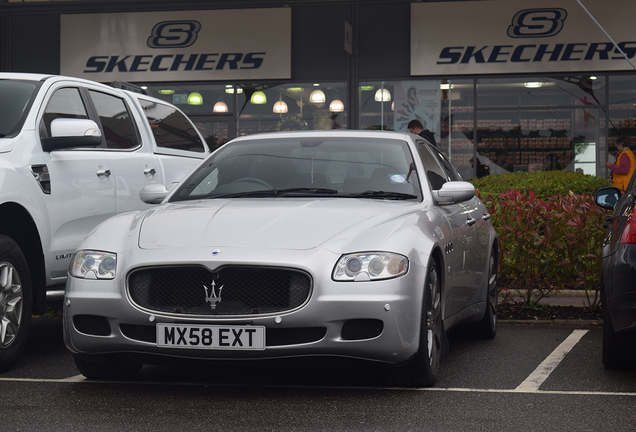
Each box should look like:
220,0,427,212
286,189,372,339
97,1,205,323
594,187,621,210
41,118,103,151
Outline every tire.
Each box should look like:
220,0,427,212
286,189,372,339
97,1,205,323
73,354,142,380
601,287,635,369
392,258,443,387
474,250,498,339
0,235,32,372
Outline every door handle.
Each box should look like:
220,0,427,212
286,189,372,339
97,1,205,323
96,169,111,177
482,213,491,221
466,216,477,226
143,167,157,175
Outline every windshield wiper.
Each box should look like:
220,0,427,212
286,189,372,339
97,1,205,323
210,187,338,199
274,187,338,195
347,191,417,200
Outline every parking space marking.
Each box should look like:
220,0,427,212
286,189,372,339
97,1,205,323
514,329,588,392
1,375,636,396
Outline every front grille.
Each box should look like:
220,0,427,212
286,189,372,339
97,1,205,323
127,266,311,316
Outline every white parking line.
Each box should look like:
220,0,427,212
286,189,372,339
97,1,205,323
1,374,635,396
514,329,589,392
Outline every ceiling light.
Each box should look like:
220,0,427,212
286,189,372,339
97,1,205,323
225,87,243,94
287,87,303,92
158,89,175,95
309,90,326,103
213,102,228,113
329,99,344,113
524,82,543,88
590,76,598,80
250,91,267,104
375,88,391,102
360,85,375,91
187,92,203,105
273,101,288,113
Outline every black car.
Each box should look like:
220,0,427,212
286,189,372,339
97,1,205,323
595,178,636,368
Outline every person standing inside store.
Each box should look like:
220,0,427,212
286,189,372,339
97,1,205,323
606,135,636,192
408,119,437,147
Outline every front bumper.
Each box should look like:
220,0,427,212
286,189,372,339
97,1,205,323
63,260,426,365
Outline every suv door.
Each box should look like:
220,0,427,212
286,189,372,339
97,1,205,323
86,89,160,214
135,96,209,191
38,85,116,281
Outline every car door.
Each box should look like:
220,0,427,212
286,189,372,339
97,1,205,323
416,142,481,318
85,88,160,214
38,84,116,281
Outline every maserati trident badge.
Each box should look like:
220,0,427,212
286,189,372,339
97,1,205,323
203,280,223,310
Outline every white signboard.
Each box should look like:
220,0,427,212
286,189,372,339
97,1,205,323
61,8,291,81
412,0,636,75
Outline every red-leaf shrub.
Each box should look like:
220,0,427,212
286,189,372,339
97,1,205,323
479,190,607,310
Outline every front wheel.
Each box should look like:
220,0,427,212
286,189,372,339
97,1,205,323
0,235,32,372
392,258,443,387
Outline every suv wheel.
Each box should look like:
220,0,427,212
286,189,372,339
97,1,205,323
0,235,32,372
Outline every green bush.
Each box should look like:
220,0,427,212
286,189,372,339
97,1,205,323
471,171,611,199
474,172,612,310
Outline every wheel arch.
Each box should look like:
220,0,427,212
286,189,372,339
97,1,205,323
0,202,46,314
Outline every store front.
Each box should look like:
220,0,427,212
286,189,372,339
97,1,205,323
3,0,635,181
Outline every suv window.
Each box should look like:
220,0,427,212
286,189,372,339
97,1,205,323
88,90,139,149
0,80,40,138
138,98,205,153
41,87,89,137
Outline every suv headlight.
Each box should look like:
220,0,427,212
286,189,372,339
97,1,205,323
333,252,408,281
69,251,117,279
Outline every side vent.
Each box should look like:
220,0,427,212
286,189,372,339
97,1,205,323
30,164,51,194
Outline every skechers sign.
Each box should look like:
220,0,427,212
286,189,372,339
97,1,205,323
61,9,291,82
411,0,636,75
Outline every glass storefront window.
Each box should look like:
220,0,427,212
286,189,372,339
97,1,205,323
476,76,606,108
607,75,636,171
144,83,235,116
236,82,347,135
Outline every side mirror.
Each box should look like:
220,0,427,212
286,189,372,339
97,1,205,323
140,184,170,204
41,118,103,151
433,181,475,204
594,186,621,210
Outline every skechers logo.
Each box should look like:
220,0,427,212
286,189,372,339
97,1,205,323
507,8,567,38
147,21,201,48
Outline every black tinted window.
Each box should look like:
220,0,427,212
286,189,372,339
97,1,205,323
0,80,40,137
42,87,88,138
139,98,205,153
89,90,138,149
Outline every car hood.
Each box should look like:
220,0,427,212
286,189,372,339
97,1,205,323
138,198,413,250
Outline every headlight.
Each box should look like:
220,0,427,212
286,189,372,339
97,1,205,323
333,252,408,281
69,251,117,279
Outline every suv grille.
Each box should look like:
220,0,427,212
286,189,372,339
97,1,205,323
127,266,311,316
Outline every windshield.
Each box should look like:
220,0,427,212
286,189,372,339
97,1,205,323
0,80,41,138
170,136,422,202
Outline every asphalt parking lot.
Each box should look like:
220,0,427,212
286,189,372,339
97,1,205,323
0,317,635,431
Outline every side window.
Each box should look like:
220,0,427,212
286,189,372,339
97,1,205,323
138,99,205,153
417,142,449,191
428,145,462,181
41,87,88,137
88,90,139,149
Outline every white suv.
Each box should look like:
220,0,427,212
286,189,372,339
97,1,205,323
0,73,209,370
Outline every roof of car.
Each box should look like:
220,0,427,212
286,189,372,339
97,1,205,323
232,130,418,142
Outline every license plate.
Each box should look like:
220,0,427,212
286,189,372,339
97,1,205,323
156,324,265,350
